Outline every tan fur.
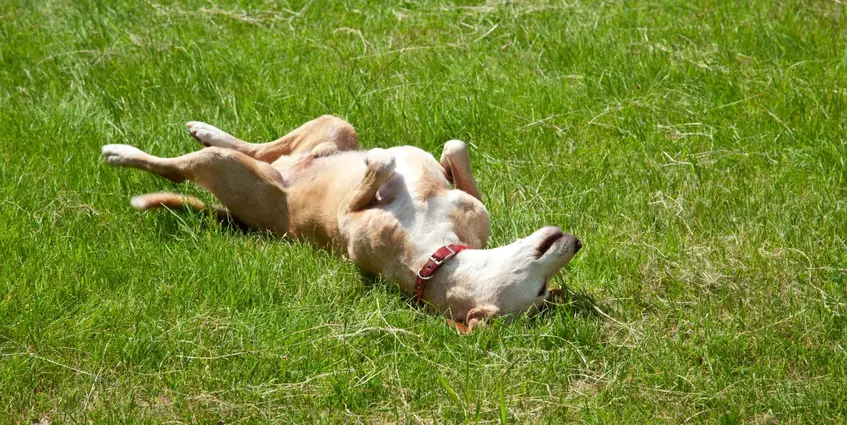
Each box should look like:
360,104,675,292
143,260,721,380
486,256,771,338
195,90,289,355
131,192,206,210
187,115,358,163
448,195,489,249
441,140,482,201
393,147,451,201
103,115,581,329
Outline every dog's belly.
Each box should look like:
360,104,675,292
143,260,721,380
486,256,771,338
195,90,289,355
277,151,367,248
273,146,485,268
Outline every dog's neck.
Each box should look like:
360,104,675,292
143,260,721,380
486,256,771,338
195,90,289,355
395,244,485,316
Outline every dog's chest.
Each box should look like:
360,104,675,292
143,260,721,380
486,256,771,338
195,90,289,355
387,148,490,249
378,149,479,248
388,147,451,200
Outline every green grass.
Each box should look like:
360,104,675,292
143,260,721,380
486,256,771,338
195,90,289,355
2,0,846,422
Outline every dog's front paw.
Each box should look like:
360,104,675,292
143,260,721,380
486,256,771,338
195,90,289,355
102,144,145,166
186,121,231,148
364,148,396,177
442,139,468,157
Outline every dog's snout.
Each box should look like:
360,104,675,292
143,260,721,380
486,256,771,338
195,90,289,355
574,238,582,253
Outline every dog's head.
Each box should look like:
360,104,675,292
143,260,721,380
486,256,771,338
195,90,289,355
447,226,581,330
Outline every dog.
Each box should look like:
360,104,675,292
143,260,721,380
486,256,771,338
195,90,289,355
101,115,581,332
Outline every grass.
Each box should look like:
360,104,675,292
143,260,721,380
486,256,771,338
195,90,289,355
1,0,846,422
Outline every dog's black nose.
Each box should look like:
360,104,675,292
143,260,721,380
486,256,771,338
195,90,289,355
574,238,582,253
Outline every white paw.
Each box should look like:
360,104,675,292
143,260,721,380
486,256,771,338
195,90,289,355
442,139,468,156
130,195,149,210
102,144,145,166
364,148,396,175
186,121,230,147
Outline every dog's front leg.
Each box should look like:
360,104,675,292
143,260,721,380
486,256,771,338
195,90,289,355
440,140,482,201
340,148,396,214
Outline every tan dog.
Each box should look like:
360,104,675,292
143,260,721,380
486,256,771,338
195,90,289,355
102,116,581,332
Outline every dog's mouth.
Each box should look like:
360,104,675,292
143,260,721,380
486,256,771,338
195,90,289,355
535,230,564,259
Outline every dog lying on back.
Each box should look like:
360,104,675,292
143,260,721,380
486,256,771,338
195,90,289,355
102,116,581,332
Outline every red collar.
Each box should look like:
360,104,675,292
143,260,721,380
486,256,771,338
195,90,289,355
413,244,468,303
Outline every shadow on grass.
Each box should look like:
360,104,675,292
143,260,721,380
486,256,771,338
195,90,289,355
357,269,411,300
150,210,610,328
153,206,261,237
360,268,609,329
531,287,610,324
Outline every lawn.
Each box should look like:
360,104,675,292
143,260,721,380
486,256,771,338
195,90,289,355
1,0,846,423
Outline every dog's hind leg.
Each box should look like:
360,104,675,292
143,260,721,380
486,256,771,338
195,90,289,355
184,122,248,151
102,144,289,235
187,115,358,164
440,140,482,201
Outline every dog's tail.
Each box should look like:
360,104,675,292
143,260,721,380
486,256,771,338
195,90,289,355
131,192,206,211
130,192,248,229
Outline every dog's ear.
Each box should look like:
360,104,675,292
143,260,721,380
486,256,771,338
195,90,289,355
454,305,498,334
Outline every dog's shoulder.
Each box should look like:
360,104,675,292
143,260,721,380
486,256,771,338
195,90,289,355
447,190,489,249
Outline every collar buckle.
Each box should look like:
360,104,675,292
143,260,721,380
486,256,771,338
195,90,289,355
413,244,468,303
429,245,456,266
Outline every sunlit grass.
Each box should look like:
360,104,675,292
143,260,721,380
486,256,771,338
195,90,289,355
1,0,846,422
